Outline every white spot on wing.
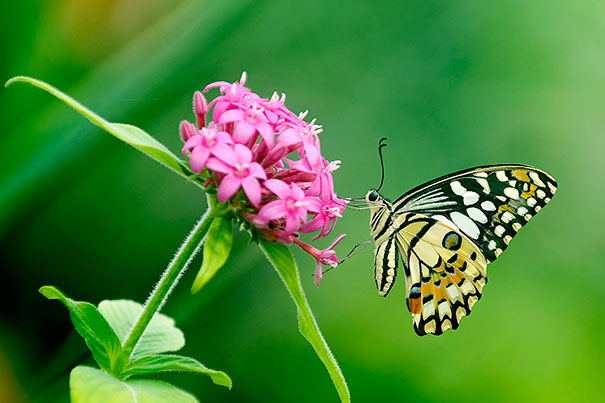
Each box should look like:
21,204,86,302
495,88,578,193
450,181,466,196
463,191,480,205
450,212,480,239
481,201,496,211
488,240,497,250
476,178,490,193
467,207,488,223
495,225,505,236
548,181,557,193
433,214,459,231
474,172,488,178
504,187,520,199
446,285,460,300
496,171,508,182
423,300,435,318
501,211,515,223
517,206,528,215
536,189,546,199
527,197,537,207
529,172,545,187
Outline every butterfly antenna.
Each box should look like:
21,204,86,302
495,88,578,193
321,239,373,275
376,137,388,192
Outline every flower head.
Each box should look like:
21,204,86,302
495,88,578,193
180,73,347,283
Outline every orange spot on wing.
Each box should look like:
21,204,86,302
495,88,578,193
409,298,421,314
512,170,531,182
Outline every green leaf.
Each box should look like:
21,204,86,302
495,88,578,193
39,286,124,374
70,366,197,403
4,76,202,187
258,240,350,403
123,354,232,388
191,216,233,293
97,300,184,360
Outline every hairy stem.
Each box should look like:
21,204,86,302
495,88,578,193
121,195,215,357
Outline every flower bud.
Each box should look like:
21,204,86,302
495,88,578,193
193,91,208,129
179,120,197,142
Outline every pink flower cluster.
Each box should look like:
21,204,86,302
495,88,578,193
180,73,347,285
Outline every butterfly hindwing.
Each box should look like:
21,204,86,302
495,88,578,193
393,213,487,335
391,165,557,262
374,237,398,297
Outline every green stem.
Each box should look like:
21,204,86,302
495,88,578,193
121,195,215,357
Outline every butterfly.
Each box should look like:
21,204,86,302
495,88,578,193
350,139,557,336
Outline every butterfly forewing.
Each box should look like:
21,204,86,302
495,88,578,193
367,164,557,336
391,165,557,262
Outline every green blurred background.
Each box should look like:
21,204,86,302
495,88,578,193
1,0,604,401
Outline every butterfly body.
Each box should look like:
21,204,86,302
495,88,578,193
365,164,557,336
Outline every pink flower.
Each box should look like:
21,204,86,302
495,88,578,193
218,103,274,148
255,179,320,234
181,73,348,285
294,234,346,286
206,144,267,207
182,127,234,173
299,195,346,240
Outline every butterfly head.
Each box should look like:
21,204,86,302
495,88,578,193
365,189,388,208
366,189,380,203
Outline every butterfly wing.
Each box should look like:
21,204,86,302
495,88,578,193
373,236,399,297
394,213,487,335
392,164,557,262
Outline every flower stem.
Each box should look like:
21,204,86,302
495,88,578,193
121,195,215,357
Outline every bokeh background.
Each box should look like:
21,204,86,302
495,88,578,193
1,0,604,402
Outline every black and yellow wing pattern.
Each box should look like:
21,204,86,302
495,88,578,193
366,164,557,336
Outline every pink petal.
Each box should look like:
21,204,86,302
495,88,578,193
189,147,210,173
264,179,291,199
182,135,201,155
241,176,262,207
212,100,231,123
248,162,267,180
304,142,321,167
314,260,323,287
215,131,234,145
277,128,302,146
203,81,231,92
299,214,323,233
265,109,278,124
211,143,236,165
304,197,322,213
257,200,287,222
290,183,305,201
206,157,233,174
233,144,253,164
217,174,242,202
233,122,256,144
284,213,301,233
327,234,347,250
217,109,244,124
256,121,275,148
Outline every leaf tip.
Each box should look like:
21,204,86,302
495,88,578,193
212,372,233,389
5,76,36,88
39,285,67,302
190,278,206,294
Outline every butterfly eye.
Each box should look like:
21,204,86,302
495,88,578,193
368,190,379,202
